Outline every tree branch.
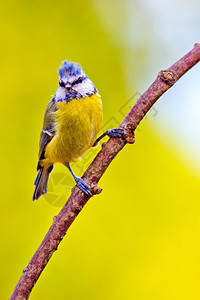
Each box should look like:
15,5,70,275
10,43,200,300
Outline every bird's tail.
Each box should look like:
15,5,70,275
33,166,53,200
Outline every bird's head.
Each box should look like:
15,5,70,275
58,60,84,86
55,60,97,102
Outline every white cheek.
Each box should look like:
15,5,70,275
75,78,95,96
55,86,66,101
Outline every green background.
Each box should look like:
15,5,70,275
1,1,200,299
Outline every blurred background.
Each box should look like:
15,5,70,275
0,0,200,299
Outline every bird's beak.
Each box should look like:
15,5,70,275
65,83,71,88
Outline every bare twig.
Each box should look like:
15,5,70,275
10,43,200,300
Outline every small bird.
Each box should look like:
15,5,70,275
33,60,124,200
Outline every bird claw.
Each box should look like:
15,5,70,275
107,127,135,144
106,128,126,138
75,177,93,196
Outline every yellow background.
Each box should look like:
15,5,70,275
1,1,200,299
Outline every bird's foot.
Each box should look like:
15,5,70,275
74,177,93,197
107,127,135,144
106,128,126,138
93,126,135,146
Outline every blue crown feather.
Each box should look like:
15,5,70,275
58,60,82,78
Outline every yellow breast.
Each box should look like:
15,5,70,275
42,93,102,167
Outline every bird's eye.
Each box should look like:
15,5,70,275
72,78,83,86
59,81,65,87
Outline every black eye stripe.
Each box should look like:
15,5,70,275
71,78,82,86
71,76,87,86
59,81,65,87
59,76,87,88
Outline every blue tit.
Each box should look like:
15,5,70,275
33,61,103,200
